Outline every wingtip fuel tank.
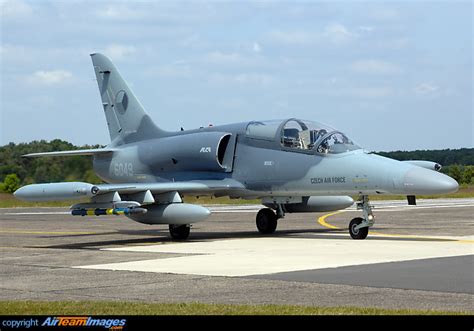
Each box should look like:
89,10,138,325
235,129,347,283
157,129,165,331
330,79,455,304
14,182,97,202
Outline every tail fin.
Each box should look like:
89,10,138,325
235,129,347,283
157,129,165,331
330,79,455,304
90,53,167,144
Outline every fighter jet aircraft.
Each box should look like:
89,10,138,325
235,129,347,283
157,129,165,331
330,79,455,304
14,53,459,240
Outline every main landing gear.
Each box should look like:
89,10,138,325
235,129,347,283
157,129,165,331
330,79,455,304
256,205,284,234
169,224,191,240
349,195,374,240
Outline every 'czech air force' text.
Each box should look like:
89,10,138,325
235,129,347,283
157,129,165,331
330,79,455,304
311,177,346,184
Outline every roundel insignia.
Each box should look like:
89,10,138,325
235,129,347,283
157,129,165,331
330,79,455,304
115,90,128,114
91,186,100,195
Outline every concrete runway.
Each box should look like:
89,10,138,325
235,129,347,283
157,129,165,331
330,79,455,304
0,199,473,312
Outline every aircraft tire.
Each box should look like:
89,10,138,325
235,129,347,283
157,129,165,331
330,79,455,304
349,217,368,239
256,208,278,234
169,224,190,240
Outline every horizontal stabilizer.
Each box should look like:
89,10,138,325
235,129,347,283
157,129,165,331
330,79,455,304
23,149,115,157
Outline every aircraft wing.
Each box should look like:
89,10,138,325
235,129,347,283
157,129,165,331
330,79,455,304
93,179,245,195
14,179,246,202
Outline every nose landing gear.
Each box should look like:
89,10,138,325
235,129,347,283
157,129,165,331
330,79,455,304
349,195,374,240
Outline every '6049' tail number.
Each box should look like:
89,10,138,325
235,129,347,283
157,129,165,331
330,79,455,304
113,162,134,177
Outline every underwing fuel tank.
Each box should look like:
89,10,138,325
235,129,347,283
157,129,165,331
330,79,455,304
281,196,354,213
14,182,96,201
127,203,211,225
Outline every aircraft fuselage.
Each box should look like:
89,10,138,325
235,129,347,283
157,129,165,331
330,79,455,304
93,121,458,199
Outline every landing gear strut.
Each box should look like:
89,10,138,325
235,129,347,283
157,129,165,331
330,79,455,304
349,195,374,240
169,224,190,240
256,207,281,234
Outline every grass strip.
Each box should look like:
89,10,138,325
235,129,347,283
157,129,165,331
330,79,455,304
0,301,468,315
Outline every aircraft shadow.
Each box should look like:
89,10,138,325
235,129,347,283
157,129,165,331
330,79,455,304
32,227,455,250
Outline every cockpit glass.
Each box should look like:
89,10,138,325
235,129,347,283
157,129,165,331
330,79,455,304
246,120,281,140
280,119,360,154
247,118,360,154
315,131,359,154
281,119,332,151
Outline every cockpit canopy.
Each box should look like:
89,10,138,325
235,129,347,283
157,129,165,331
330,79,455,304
246,118,360,154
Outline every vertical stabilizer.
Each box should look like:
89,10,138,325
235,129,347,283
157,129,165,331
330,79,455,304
90,53,166,144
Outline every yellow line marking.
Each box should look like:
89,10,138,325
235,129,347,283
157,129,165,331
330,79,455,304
370,231,474,243
0,230,101,235
316,212,474,244
317,211,345,229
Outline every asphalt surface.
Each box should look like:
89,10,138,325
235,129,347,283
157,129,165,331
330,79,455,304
0,198,473,312
249,255,473,294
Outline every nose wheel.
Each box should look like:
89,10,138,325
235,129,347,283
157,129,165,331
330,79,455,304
349,217,369,239
349,195,374,240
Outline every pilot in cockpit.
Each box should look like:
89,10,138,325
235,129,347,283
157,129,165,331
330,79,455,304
315,129,329,153
313,129,327,143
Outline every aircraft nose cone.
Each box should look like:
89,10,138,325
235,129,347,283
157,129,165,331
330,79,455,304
403,167,459,195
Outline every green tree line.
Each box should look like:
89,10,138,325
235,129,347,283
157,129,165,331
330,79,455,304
0,140,103,193
1,140,473,193
376,148,474,166
376,149,474,185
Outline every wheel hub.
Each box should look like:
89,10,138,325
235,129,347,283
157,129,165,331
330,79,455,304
351,223,359,235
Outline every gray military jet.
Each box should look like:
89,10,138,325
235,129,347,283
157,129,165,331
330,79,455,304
14,53,459,240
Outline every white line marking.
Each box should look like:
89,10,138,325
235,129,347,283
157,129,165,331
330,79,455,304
370,204,474,212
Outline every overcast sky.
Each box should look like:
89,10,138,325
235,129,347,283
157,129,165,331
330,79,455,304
1,0,472,151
